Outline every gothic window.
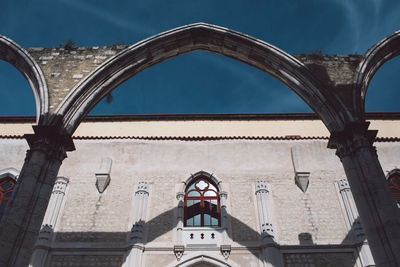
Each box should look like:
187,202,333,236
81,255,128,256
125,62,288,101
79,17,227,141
388,171,400,208
0,176,16,217
184,177,220,227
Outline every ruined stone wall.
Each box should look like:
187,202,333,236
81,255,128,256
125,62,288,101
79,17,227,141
26,45,362,113
28,45,128,112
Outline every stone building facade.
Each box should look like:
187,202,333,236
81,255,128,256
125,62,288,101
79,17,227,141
1,114,400,266
0,23,400,266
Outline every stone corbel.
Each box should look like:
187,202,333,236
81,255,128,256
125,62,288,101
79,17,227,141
95,158,112,193
291,146,310,192
294,172,310,193
174,245,184,261
220,244,231,260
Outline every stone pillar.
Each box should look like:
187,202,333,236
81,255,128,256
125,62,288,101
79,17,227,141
255,181,283,267
329,122,400,267
176,191,185,245
29,176,69,267
124,182,149,267
337,179,374,267
219,191,229,243
174,191,185,261
0,123,74,267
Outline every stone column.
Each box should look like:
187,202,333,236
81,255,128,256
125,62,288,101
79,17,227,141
255,181,283,267
0,122,74,267
219,191,229,243
174,191,185,261
176,192,185,245
329,122,400,267
337,179,374,267
29,176,69,267
124,182,149,267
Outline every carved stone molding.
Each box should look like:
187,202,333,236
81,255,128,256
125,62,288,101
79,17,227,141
328,122,377,159
291,146,310,192
130,221,145,243
95,158,112,193
295,172,310,193
174,245,184,261
176,191,185,201
35,224,54,248
220,244,231,260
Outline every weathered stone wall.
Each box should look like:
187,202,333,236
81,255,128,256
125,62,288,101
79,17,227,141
26,45,362,113
28,45,128,111
2,134,397,266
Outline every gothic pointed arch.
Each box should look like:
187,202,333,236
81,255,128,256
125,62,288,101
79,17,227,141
55,23,354,135
184,171,221,227
0,35,48,122
353,30,400,115
182,171,221,192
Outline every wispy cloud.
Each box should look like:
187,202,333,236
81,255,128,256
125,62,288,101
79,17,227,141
59,0,156,36
329,0,384,52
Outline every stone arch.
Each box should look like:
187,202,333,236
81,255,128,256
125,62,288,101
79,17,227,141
181,171,222,193
0,35,48,122
353,30,400,115
55,23,354,135
386,168,400,180
166,252,239,267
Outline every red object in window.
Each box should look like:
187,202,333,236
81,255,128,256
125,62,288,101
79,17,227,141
0,177,15,217
388,173,400,197
184,178,220,227
388,172,400,208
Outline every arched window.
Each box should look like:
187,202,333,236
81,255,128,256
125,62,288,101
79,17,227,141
0,176,16,217
184,177,220,227
387,171,400,208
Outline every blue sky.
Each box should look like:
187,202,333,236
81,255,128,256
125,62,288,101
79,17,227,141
0,0,399,115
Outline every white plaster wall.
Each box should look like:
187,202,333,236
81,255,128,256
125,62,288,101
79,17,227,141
53,138,348,246
0,133,397,266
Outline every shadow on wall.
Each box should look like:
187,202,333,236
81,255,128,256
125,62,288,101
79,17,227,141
49,208,363,267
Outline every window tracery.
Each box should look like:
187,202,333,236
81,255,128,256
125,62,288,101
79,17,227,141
0,177,15,217
184,177,220,227
387,171,400,208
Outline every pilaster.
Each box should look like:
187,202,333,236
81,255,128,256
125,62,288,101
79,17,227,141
176,191,185,246
255,181,283,267
124,182,149,267
337,179,374,266
29,176,69,267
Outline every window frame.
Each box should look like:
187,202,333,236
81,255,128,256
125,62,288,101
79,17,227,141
184,177,221,227
387,170,400,208
0,168,19,218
